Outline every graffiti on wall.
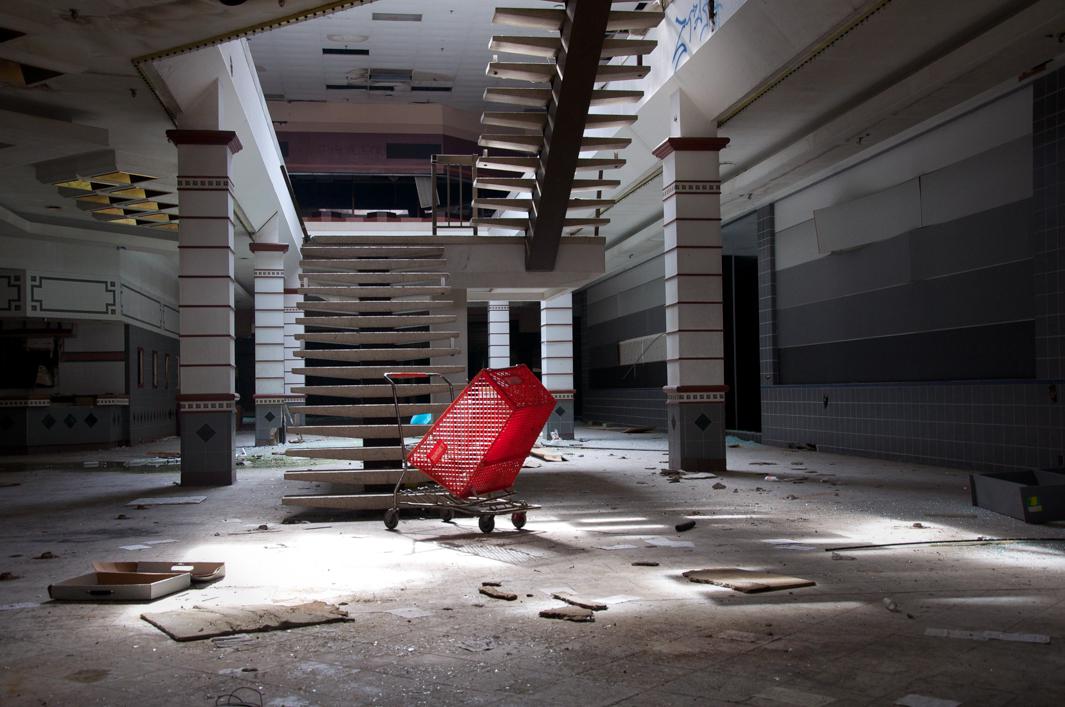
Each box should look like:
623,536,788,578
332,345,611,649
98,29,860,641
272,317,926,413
672,0,717,71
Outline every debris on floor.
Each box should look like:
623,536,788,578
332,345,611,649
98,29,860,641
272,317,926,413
682,568,816,593
894,693,962,707
924,627,1050,644
883,597,900,613
479,585,517,601
33,551,57,560
529,448,566,462
831,552,856,561
755,687,833,707
0,571,19,581
458,638,496,652
126,496,206,507
141,601,351,641
387,607,434,619
211,634,255,648
712,482,727,490
645,536,694,548
623,426,655,434
631,561,659,567
551,592,607,611
675,520,696,532
92,561,225,583
539,605,595,622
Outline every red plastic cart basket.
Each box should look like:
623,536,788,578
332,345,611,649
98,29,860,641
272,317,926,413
406,365,556,498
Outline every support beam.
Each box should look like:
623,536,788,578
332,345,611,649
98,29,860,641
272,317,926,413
654,132,730,473
488,301,511,369
251,238,288,446
283,269,306,424
541,292,575,439
167,94,242,485
526,0,611,271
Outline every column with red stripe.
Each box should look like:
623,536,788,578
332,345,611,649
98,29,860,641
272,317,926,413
653,109,730,472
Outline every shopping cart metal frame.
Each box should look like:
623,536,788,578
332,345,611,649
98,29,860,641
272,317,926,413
383,371,540,533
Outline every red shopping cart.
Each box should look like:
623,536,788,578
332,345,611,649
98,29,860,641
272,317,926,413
383,365,554,533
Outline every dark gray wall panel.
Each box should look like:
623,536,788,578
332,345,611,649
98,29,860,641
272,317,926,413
582,387,667,428
127,324,179,444
779,321,1035,383
777,199,1033,309
777,260,1033,348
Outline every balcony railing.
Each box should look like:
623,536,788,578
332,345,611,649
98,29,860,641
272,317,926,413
431,154,477,235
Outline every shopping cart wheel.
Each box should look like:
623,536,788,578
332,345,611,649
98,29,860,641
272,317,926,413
510,512,527,530
384,508,399,531
478,514,495,534
440,509,455,522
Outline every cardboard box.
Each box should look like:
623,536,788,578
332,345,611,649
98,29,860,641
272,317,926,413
970,469,1065,524
48,571,190,602
92,561,225,583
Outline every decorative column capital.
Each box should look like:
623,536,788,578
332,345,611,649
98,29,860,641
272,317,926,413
166,129,243,154
652,137,730,159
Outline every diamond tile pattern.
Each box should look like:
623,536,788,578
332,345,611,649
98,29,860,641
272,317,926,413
64,414,77,428
196,424,216,443
555,406,566,417
694,413,711,431
84,413,98,428
264,411,276,422
42,414,55,429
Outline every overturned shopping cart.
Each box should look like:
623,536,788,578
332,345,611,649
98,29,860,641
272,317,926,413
382,365,554,533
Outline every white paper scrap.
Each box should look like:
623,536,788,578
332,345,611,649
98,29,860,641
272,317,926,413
119,544,152,551
645,537,694,548
0,602,39,612
127,496,206,507
925,627,1050,644
595,594,641,605
387,607,433,619
754,686,835,706
539,586,576,597
895,695,961,707
597,543,639,550
144,539,178,546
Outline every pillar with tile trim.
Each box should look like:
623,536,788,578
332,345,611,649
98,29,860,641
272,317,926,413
250,241,288,445
488,301,511,369
540,291,574,439
283,269,305,424
167,125,241,486
653,132,730,472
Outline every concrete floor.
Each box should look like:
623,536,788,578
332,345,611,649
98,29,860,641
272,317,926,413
2,428,1064,706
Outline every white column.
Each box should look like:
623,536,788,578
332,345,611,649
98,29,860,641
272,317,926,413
283,269,305,404
167,81,241,485
251,241,288,445
540,291,574,439
488,301,511,369
652,90,729,472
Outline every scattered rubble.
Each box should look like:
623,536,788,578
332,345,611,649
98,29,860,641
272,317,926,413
675,520,696,532
631,561,659,567
479,585,517,601
552,593,607,611
539,605,595,622
33,551,57,560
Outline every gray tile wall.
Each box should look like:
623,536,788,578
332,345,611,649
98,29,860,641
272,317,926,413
762,383,1064,472
758,77,1065,473
127,324,179,444
1034,66,1065,380
757,206,778,385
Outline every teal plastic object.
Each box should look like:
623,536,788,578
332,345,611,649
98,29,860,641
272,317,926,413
410,413,432,425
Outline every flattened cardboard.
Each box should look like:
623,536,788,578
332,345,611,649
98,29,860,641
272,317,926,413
141,601,351,641
48,571,190,602
683,568,816,593
970,469,1065,523
92,561,225,583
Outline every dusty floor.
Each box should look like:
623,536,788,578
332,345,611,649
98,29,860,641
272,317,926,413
1,427,1064,706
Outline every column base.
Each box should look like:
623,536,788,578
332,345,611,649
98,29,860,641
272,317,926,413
254,403,285,446
179,410,235,486
543,394,575,440
666,400,726,472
